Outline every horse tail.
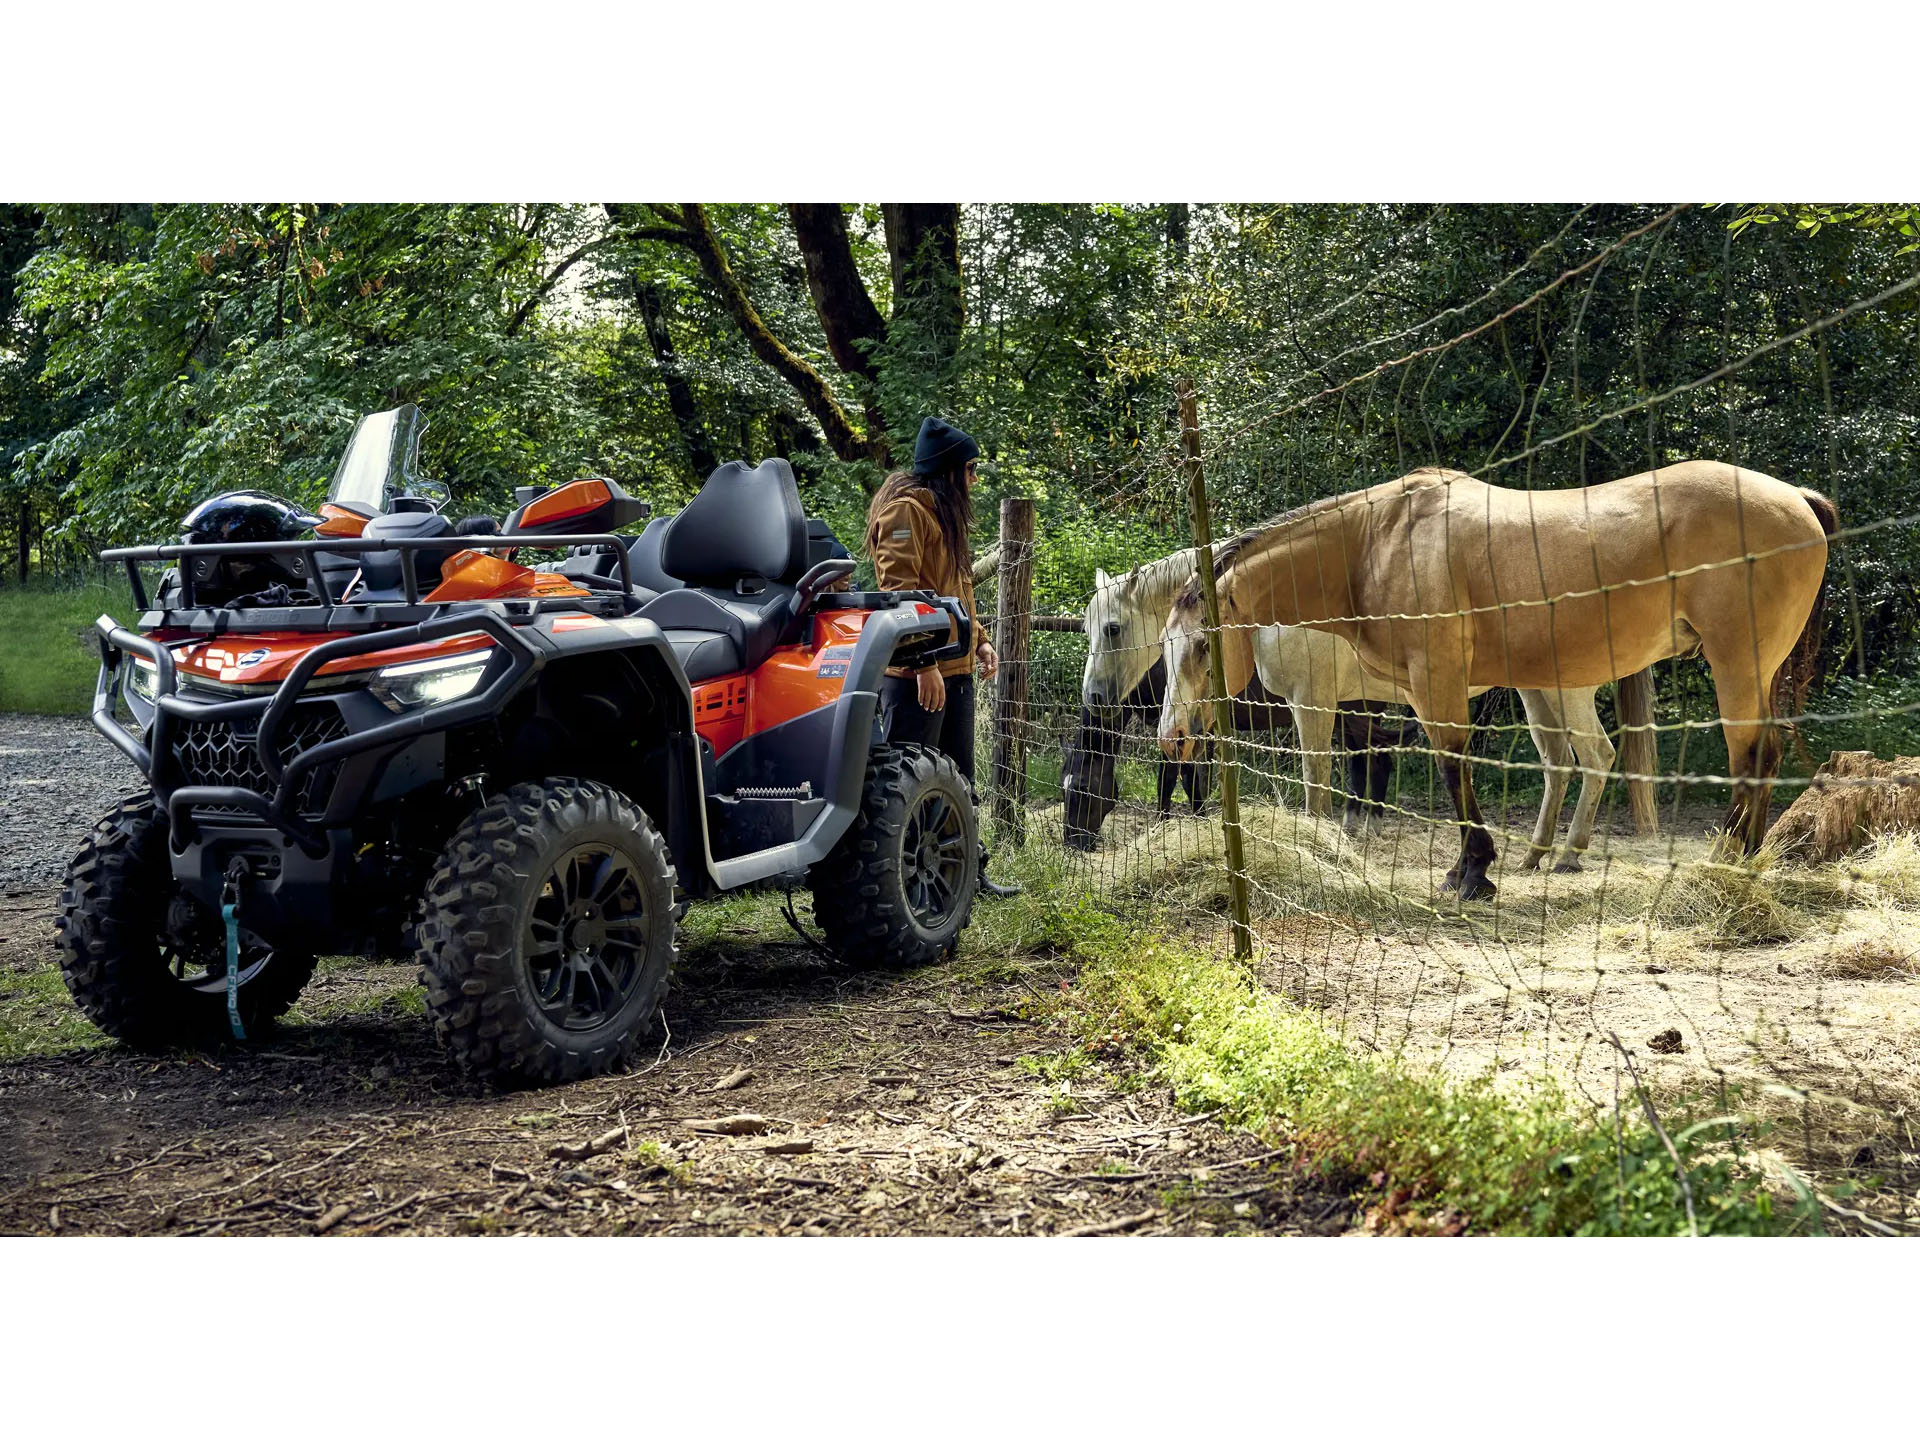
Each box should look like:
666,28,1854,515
1770,488,1839,758
1798,487,1839,539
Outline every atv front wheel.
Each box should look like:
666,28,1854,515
416,779,678,1087
808,743,978,968
55,797,317,1047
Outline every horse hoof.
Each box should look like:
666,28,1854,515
1439,875,1461,895
1461,878,1498,902
1552,857,1584,875
1517,851,1546,873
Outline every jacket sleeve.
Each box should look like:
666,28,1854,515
868,495,934,597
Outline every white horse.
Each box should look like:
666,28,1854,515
1090,551,1617,871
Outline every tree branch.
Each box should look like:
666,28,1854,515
504,233,619,337
678,202,871,463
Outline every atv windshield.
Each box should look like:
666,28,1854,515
327,404,427,513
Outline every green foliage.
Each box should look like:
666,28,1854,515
0,575,136,713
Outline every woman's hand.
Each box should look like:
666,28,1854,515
976,640,1000,682
916,666,946,711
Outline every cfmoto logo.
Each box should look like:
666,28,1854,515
237,648,270,668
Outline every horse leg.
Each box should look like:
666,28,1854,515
1189,740,1212,816
1156,756,1176,819
1708,654,1779,856
1342,740,1370,833
1554,687,1615,873
1296,696,1337,819
1516,689,1574,873
1423,715,1497,901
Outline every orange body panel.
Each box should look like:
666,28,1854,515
518,479,611,530
426,550,588,602
173,631,496,687
692,609,873,758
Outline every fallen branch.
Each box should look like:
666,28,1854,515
681,1114,773,1135
709,1068,755,1093
1058,1209,1161,1238
313,1202,353,1235
549,1125,630,1162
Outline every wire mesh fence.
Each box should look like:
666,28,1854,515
970,203,1920,1230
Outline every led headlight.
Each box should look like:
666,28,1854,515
126,656,158,704
369,651,490,712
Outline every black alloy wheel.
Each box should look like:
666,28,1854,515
526,844,653,1030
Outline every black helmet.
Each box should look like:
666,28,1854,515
180,489,323,545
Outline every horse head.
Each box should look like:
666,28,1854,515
1083,567,1150,715
1061,709,1121,850
1158,570,1259,761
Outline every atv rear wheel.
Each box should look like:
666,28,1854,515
808,743,978,968
416,779,678,1087
55,797,317,1048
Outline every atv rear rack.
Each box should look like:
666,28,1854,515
102,531,639,618
93,609,543,855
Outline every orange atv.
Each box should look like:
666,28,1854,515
60,405,978,1086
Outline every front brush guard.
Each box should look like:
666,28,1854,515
93,610,543,855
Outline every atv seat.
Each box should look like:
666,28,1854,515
638,458,811,682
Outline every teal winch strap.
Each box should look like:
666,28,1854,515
222,899,247,1041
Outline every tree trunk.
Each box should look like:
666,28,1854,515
18,502,30,585
634,279,718,479
786,204,887,385
882,203,964,359
786,204,894,468
1618,667,1660,834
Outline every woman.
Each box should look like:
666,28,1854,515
867,416,1019,899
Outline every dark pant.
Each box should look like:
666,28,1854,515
880,673,976,793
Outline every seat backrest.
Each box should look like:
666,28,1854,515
629,516,683,594
660,458,807,587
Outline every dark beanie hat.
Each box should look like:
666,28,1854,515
912,417,979,476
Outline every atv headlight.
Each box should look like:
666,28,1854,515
126,656,158,704
369,651,490,712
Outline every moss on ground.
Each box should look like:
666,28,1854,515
967,842,1810,1235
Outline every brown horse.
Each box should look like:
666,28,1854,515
1161,462,1835,900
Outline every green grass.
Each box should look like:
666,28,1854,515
965,854,1806,1235
0,966,107,1061
0,577,141,715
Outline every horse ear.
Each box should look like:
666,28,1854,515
1095,567,1110,589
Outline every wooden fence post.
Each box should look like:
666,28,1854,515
1177,377,1253,965
990,496,1035,845
1618,668,1659,834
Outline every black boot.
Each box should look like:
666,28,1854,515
977,845,1021,900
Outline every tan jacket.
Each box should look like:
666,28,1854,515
867,489,986,679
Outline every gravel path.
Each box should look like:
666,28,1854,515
0,715,140,892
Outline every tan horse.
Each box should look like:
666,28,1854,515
1160,462,1835,900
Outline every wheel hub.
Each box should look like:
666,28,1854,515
526,844,649,1031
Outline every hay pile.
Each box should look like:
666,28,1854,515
1769,751,1920,863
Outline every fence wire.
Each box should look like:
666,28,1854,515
973,204,1920,1231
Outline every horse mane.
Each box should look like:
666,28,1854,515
1172,468,1469,614
1107,548,1199,624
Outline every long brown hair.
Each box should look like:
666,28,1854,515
870,464,973,570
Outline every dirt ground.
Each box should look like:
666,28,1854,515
0,718,1350,1238
1075,785,1920,1222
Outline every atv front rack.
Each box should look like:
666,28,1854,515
93,609,542,855
102,531,639,623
